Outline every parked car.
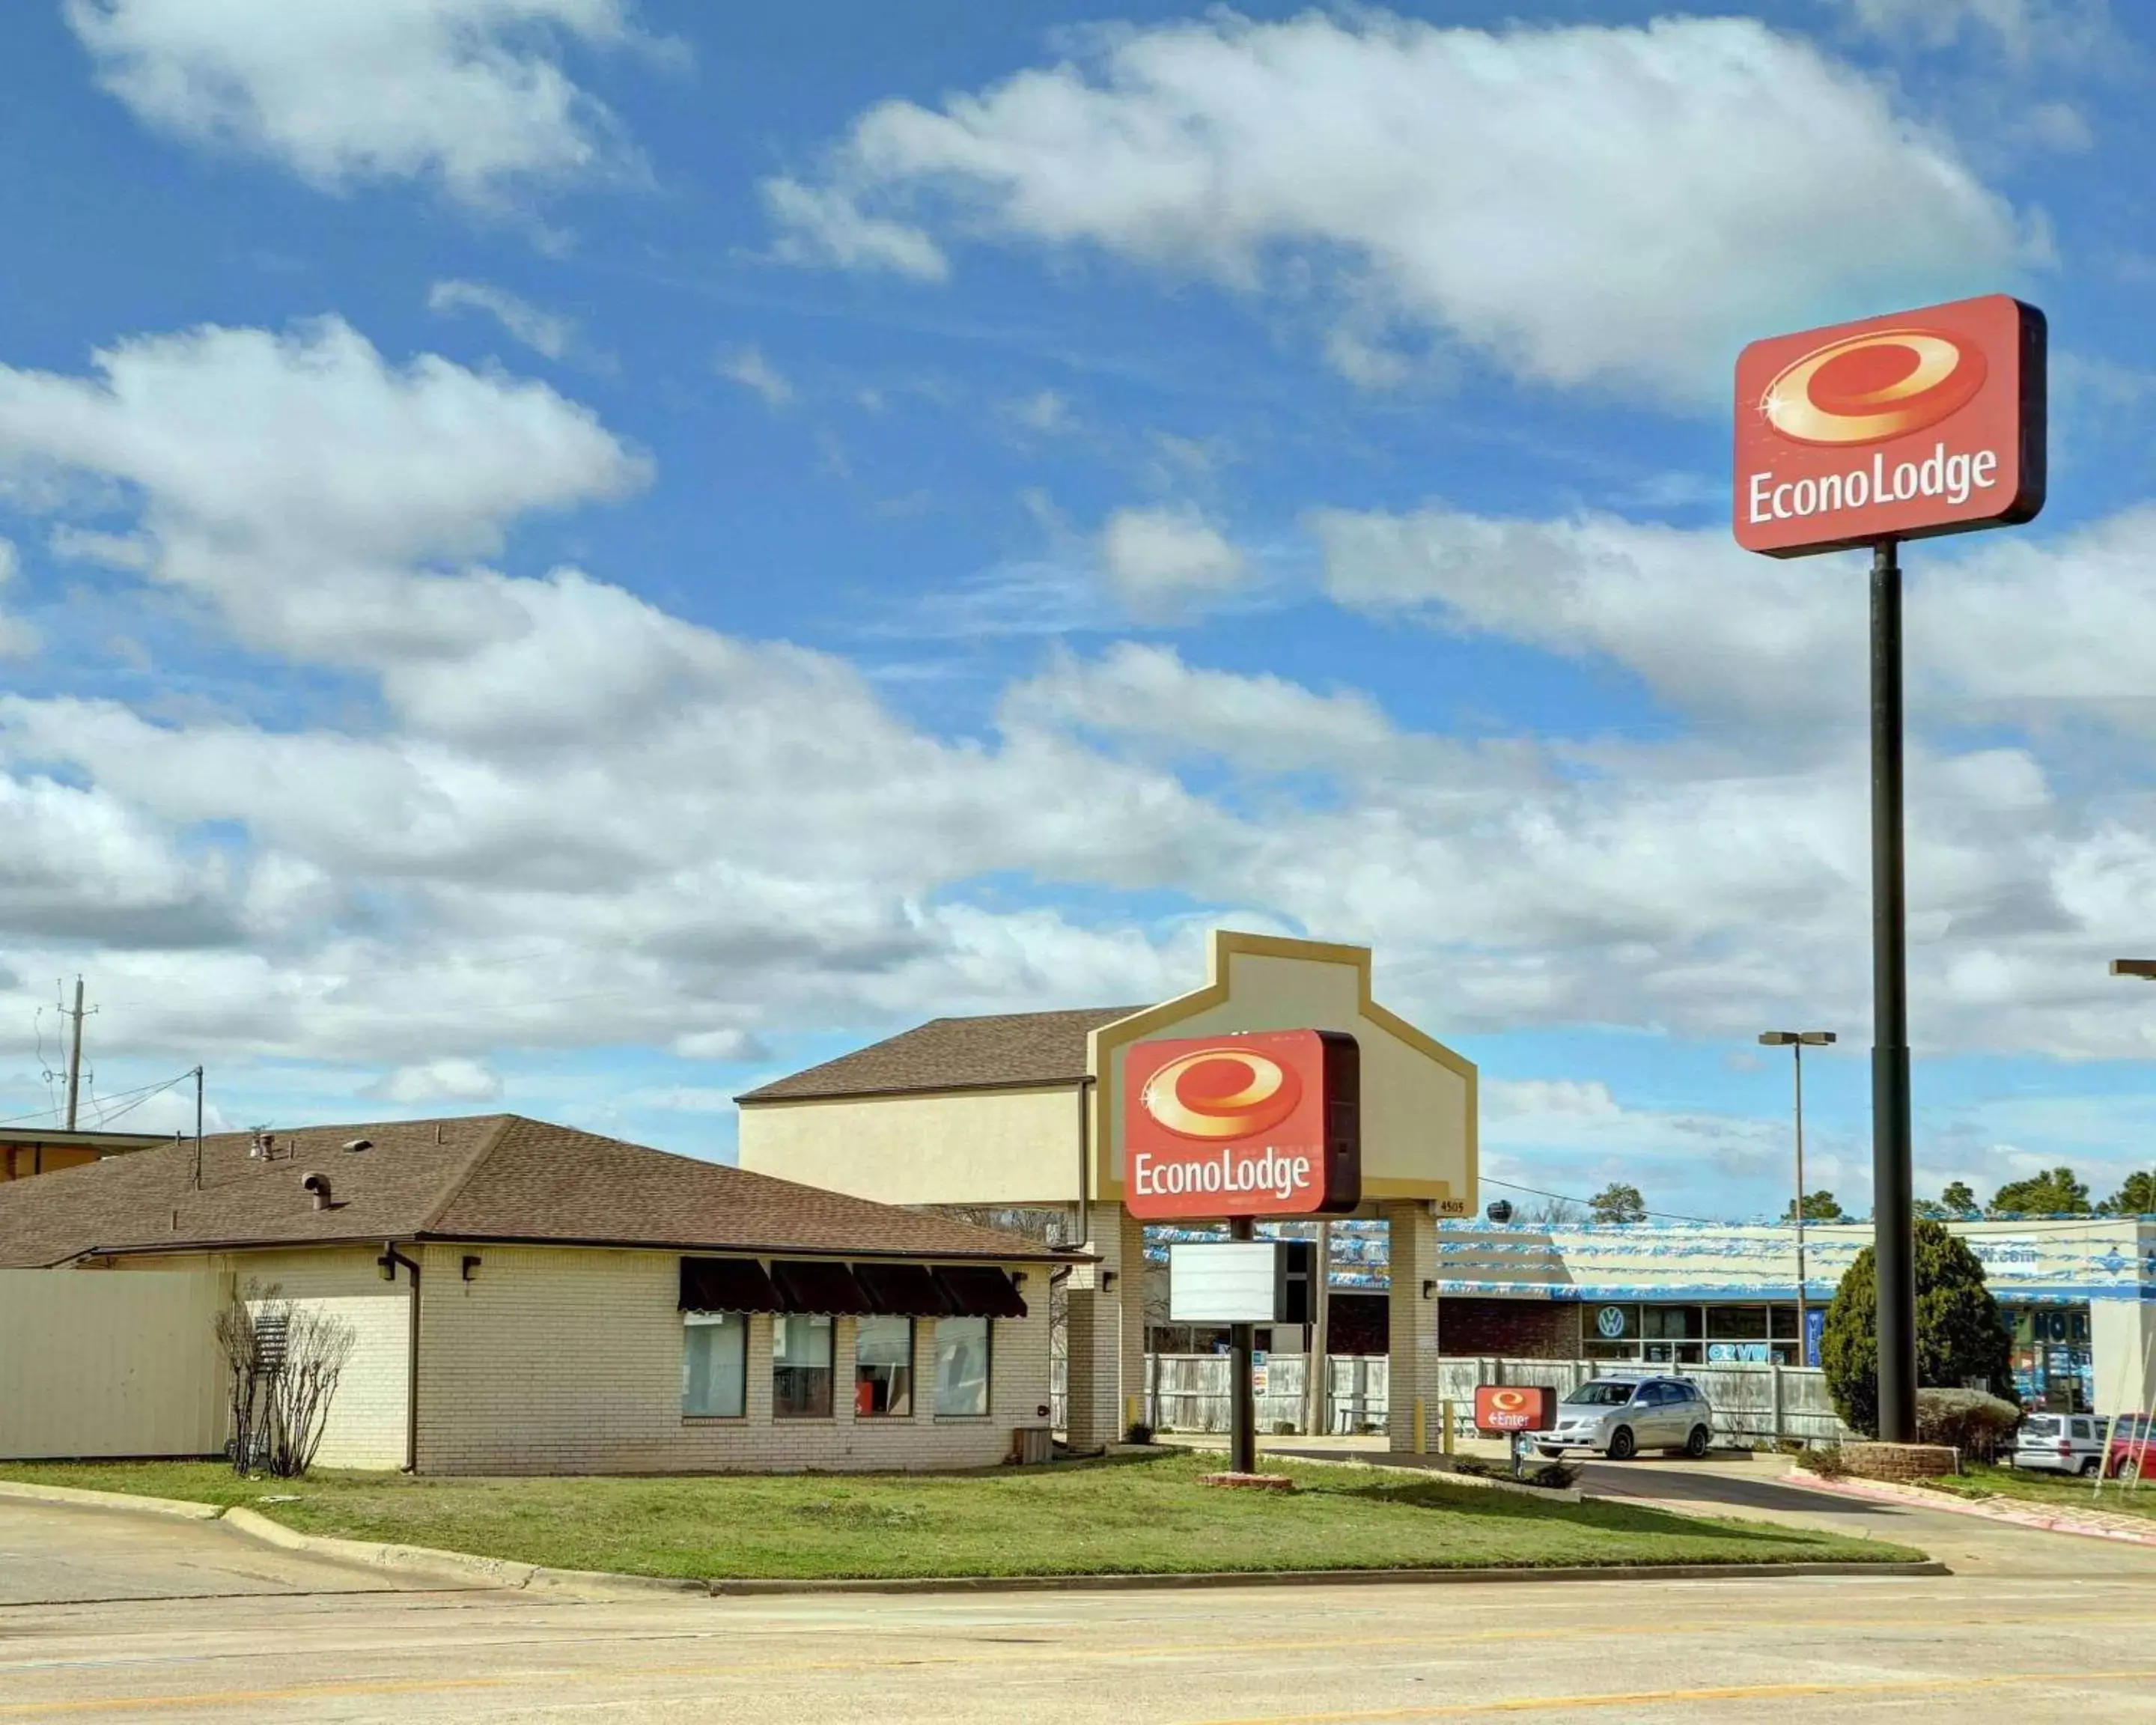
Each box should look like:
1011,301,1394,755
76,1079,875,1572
2011,1412,2107,1476
1538,1375,1714,1461
2105,1414,2154,1480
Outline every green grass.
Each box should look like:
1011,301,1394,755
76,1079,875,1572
0,1450,1922,1581
1915,1461,2156,1522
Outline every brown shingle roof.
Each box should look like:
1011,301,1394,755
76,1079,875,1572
737,1006,1141,1103
0,1114,1075,1268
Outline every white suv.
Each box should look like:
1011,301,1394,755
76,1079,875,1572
1538,1376,1714,1461
2012,1413,2105,1476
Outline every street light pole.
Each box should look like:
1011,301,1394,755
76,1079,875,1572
1761,1031,1836,1365
2113,964,2155,1215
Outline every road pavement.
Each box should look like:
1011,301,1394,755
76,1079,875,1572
5,1487,2156,1722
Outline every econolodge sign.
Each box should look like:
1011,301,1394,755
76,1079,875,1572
1122,1029,1360,1220
1734,293,2045,558
1473,1385,1556,1434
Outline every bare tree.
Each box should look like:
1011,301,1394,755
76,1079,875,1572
213,1283,356,1478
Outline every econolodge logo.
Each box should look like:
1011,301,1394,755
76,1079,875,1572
1138,1046,1303,1141
1733,294,2044,559
1759,328,1986,447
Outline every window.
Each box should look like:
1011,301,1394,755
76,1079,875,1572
773,1313,834,1418
855,1316,915,1418
1705,1306,1769,1340
935,1316,991,1417
682,1311,747,1418
1642,1306,1702,1341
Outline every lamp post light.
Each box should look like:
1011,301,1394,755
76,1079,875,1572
1761,1031,1837,1363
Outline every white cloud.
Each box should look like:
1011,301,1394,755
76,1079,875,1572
767,13,2029,400
0,538,35,658
1313,500,2156,736
669,1027,769,1062
0,317,649,665
1831,0,2110,60
1008,390,1074,435
4,311,2155,1166
761,177,949,280
1099,504,1246,612
66,0,650,208
716,345,794,410
428,279,575,359
362,1057,504,1104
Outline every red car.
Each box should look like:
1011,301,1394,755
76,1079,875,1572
2104,1414,2155,1480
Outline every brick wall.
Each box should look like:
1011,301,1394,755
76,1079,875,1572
1437,1297,1580,1360
415,1244,1053,1475
1842,1441,1958,1480
149,1247,413,1471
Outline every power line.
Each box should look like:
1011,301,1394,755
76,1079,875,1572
0,1068,202,1129
1479,1176,1735,1228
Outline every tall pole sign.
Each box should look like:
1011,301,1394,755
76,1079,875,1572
1735,294,2046,1443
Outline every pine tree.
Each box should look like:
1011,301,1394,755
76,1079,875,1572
1821,1220,2014,1437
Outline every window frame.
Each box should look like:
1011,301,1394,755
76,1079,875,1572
772,1311,837,1420
853,1315,916,1420
680,1308,749,1420
934,1315,993,1420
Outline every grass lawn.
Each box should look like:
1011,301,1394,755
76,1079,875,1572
1915,1461,2156,1522
0,1450,1921,1581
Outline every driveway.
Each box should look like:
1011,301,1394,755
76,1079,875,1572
0,1496,467,1605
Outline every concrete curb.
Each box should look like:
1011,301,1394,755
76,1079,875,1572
0,1479,222,1521
1788,1468,2156,1547
701,1560,1946,1596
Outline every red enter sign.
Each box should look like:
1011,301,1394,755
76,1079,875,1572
1473,1385,1556,1433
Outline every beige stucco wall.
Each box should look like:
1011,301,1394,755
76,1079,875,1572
738,1084,1083,1207
0,1267,229,1459
1094,939,1476,1211
415,1244,1053,1475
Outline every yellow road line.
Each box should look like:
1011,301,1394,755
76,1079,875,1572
6,1613,2151,1717
1177,1668,2156,1724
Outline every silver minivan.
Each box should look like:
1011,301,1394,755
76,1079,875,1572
1538,1375,1714,1461
2012,1412,2106,1476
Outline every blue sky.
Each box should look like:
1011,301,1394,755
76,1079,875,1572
2,0,2155,1221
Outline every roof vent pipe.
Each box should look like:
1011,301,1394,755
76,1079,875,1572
302,1172,332,1211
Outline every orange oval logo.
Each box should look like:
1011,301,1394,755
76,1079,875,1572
1761,327,1986,447
1139,1047,1303,1141
1489,1390,1528,1413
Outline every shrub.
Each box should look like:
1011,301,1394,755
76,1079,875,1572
1821,1220,2014,1436
1124,1421,1154,1446
1916,1387,2021,1462
1805,1445,1851,1478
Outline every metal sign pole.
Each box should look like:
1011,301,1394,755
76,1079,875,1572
1871,537,1918,1443
1229,1214,1257,1473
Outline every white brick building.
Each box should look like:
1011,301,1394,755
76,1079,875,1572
0,1116,1071,1474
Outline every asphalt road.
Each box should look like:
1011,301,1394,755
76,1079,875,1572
4,1485,2156,1724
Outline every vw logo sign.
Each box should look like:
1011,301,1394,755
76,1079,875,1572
1595,1305,1627,1339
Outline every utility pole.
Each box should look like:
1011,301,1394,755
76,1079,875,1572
61,977,91,1131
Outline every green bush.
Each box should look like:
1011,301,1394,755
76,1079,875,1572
1915,1387,2021,1462
1821,1220,2015,1437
